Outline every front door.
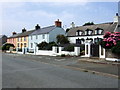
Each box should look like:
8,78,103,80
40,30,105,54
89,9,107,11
91,44,99,57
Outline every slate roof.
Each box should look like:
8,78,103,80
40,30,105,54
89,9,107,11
16,30,35,37
0,35,7,38
0,35,4,38
67,22,118,36
30,25,56,35
8,33,20,39
8,30,35,38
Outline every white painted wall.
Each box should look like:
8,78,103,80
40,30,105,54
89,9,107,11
28,27,65,52
99,45,106,58
28,34,49,52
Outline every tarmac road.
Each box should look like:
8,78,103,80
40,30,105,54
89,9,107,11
2,53,119,88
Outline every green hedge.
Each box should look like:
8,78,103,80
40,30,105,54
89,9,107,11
37,42,57,50
63,45,74,52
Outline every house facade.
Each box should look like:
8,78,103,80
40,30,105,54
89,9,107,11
7,32,19,48
67,13,120,58
67,13,120,45
28,19,66,52
16,28,35,53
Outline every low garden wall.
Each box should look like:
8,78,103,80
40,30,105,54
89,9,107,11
36,50,55,56
60,51,75,56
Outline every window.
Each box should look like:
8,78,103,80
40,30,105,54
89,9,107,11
42,34,45,39
95,28,103,35
24,37,26,41
31,36,32,40
18,43,19,47
17,38,19,42
24,43,26,47
31,43,33,48
85,29,93,35
36,35,38,39
76,30,83,36
76,38,81,44
21,37,22,42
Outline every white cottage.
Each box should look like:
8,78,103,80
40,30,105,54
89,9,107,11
67,13,120,45
28,19,66,52
67,13,120,58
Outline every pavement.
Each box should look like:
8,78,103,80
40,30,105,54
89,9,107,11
2,53,119,88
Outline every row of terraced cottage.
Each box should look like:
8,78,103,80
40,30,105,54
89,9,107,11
7,13,120,61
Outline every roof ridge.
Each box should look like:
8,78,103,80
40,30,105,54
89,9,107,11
74,22,114,28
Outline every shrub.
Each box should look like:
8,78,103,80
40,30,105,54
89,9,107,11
37,41,57,50
111,41,120,54
63,44,74,52
37,42,48,50
2,43,14,51
56,34,70,44
46,42,57,50
80,50,85,55
61,54,66,57
101,32,120,54
13,49,16,51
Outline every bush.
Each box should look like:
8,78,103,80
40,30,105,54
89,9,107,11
101,32,120,54
37,41,57,50
2,43,14,51
80,50,85,55
37,42,48,50
56,35,69,44
46,42,57,50
63,45,74,52
13,49,16,51
61,54,66,57
111,41,120,54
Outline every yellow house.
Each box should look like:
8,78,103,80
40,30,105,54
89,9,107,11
16,28,35,53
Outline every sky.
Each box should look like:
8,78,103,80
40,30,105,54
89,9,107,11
0,0,119,36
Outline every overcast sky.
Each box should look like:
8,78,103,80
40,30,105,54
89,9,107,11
0,1,119,36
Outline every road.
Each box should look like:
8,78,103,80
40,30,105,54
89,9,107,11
2,53,119,88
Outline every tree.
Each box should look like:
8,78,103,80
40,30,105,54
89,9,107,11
2,43,14,51
37,41,57,50
56,34,70,44
83,22,94,26
37,42,48,50
66,28,70,33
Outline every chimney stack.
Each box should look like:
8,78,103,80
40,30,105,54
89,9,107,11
55,19,62,27
71,22,75,28
35,24,40,30
114,13,120,25
12,32,16,35
22,28,26,33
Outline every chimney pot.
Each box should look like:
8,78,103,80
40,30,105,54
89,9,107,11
35,24,40,30
116,13,119,16
22,28,26,33
55,19,62,27
12,32,16,35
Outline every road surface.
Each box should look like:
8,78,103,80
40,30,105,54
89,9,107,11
2,53,119,88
